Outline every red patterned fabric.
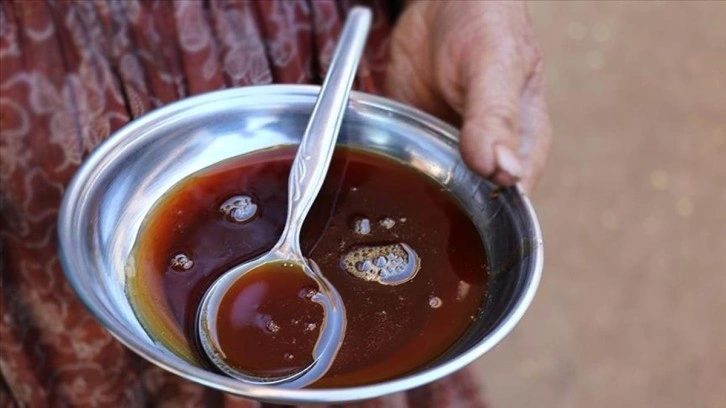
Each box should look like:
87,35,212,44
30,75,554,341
0,1,488,406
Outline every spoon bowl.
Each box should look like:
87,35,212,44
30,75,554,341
197,252,345,387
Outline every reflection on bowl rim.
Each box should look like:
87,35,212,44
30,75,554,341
58,85,542,404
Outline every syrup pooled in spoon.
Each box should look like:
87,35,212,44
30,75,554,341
213,262,323,379
128,146,488,386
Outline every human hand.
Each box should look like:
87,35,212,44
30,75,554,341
386,1,552,192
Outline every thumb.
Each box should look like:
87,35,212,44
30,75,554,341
458,52,527,186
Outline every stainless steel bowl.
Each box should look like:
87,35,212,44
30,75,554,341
57,85,543,404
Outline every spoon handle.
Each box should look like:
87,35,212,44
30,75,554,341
275,7,372,257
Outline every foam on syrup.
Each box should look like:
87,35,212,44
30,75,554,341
219,195,258,223
170,253,194,271
353,217,371,235
428,295,443,309
340,243,421,286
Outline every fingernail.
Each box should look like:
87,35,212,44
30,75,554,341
494,145,523,180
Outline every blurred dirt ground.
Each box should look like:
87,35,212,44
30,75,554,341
472,2,726,407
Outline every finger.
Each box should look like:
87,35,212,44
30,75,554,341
384,5,460,125
518,58,552,193
458,47,527,184
385,51,452,121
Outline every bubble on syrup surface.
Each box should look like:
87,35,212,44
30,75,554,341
265,319,280,333
356,260,372,272
170,253,194,271
341,243,421,285
284,353,294,361
379,217,396,229
353,217,371,235
457,281,471,301
304,322,317,332
298,286,318,300
375,256,386,268
429,296,442,309
219,195,258,223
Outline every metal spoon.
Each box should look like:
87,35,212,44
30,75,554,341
196,7,371,387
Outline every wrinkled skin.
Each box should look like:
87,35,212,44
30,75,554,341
387,0,552,192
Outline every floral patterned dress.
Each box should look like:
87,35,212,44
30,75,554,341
0,1,488,406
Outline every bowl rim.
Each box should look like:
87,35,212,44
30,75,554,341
58,84,543,403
